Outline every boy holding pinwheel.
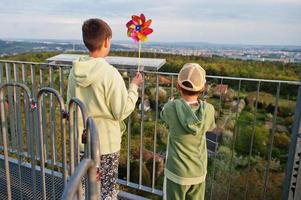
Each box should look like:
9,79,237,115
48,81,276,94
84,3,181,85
67,18,143,199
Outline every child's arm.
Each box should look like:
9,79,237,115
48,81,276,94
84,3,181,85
108,71,142,121
160,107,166,123
207,105,216,132
160,103,170,124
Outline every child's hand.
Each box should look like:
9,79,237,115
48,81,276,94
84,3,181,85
168,97,175,101
131,72,143,86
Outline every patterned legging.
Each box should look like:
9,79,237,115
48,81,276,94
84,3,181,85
81,151,120,200
99,152,120,200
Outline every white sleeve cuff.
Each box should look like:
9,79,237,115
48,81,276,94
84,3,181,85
129,83,139,92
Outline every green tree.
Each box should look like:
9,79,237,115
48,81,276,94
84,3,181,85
236,125,269,156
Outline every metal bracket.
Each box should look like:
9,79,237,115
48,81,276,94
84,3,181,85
81,129,87,144
29,99,37,111
62,111,69,120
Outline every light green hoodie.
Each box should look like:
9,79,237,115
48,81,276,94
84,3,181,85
161,99,215,185
67,56,138,155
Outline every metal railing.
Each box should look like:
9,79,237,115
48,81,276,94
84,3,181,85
62,116,100,200
0,82,34,200
1,59,301,200
0,80,100,199
62,158,97,200
282,85,301,200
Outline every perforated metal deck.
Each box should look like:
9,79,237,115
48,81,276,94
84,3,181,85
0,156,64,200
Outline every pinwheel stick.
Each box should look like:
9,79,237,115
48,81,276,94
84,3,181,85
138,41,141,72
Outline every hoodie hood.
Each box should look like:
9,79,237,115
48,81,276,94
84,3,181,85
71,56,106,87
174,99,205,135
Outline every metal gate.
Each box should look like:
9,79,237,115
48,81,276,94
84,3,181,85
0,82,100,200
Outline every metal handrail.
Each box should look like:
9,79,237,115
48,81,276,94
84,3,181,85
142,70,301,85
61,159,97,200
0,82,34,200
61,116,100,200
0,59,71,68
37,87,68,200
86,117,101,167
0,60,300,85
0,81,101,200
68,97,88,174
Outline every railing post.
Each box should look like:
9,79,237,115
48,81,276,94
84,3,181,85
37,87,68,199
68,97,89,198
126,75,132,186
61,159,97,200
0,62,3,84
0,84,12,200
139,71,146,188
87,117,100,198
282,83,301,200
68,97,88,173
0,82,33,200
262,82,281,199
61,117,100,200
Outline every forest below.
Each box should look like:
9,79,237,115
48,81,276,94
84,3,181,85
2,50,301,81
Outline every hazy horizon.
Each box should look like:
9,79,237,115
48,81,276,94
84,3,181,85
2,37,301,48
0,0,300,46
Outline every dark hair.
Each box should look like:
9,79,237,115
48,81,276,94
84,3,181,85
82,18,112,52
180,81,202,96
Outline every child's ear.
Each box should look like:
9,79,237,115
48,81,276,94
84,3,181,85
176,83,182,93
103,37,109,48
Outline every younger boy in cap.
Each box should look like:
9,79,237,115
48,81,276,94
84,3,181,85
161,63,216,200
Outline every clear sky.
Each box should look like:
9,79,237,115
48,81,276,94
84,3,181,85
0,0,300,45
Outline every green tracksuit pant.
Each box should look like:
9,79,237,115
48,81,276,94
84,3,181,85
166,178,206,200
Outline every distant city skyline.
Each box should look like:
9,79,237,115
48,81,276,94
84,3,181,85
0,0,300,46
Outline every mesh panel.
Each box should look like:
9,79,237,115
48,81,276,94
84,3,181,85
190,68,203,89
179,67,190,82
0,158,64,199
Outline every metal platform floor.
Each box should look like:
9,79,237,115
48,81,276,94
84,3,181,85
0,156,64,200
0,156,150,200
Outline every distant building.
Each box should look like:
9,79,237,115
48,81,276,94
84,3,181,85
46,53,166,71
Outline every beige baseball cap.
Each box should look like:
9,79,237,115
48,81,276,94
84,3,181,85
178,63,206,92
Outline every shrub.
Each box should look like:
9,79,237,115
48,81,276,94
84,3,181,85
235,125,269,156
274,132,290,149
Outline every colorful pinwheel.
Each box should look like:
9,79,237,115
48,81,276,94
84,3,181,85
126,14,153,42
126,13,153,72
